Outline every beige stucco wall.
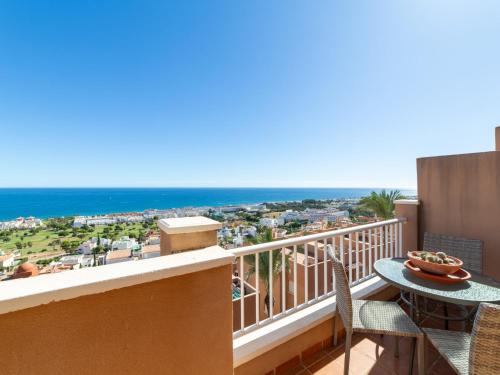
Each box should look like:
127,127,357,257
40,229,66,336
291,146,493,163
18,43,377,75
0,265,234,375
417,151,500,279
160,228,218,255
395,201,419,253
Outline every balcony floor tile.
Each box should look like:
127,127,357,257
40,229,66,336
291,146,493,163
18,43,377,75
304,333,455,375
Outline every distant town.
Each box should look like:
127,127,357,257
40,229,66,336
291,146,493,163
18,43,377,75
0,198,392,280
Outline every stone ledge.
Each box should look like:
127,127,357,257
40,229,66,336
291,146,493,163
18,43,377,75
158,216,222,234
394,199,419,205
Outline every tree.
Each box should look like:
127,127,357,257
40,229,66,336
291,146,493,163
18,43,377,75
359,190,405,219
138,231,145,243
61,240,71,252
244,228,290,316
92,245,104,266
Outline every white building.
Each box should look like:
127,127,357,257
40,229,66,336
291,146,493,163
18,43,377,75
277,209,349,224
77,240,97,255
219,227,233,239
73,216,118,227
279,210,303,223
0,216,43,230
243,204,267,212
90,237,112,248
72,217,87,228
0,253,15,269
328,210,350,222
58,254,94,269
143,209,175,220
259,218,279,228
116,215,144,223
111,236,139,251
303,209,349,223
242,226,257,237
86,216,117,226
233,234,244,248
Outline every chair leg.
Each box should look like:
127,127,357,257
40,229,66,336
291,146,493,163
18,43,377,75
410,293,415,321
333,312,337,346
344,331,352,375
415,294,420,324
408,337,416,375
444,303,449,330
395,336,400,358
417,335,425,375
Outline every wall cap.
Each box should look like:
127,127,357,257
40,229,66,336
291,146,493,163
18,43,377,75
394,199,419,205
158,216,222,234
0,246,233,315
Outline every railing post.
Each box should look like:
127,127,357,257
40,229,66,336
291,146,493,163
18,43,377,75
158,216,222,255
394,199,419,255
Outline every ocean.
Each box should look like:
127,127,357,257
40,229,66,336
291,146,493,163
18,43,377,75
0,188,416,221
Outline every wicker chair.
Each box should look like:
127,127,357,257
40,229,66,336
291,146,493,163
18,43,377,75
423,233,484,328
423,302,500,375
423,233,483,274
327,245,425,375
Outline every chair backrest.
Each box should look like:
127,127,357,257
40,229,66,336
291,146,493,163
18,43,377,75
469,303,500,375
423,232,483,274
326,245,353,332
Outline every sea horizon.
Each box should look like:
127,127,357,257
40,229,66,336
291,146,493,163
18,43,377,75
0,187,416,221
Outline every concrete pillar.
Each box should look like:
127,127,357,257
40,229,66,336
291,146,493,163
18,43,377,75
394,199,419,254
158,216,222,256
496,126,500,151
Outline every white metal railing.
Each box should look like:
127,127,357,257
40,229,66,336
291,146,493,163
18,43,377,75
229,217,405,338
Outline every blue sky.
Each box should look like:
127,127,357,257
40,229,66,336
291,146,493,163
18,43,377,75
0,1,499,188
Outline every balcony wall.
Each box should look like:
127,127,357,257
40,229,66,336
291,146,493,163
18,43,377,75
417,150,500,279
0,247,234,375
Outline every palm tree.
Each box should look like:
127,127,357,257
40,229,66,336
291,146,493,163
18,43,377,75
245,228,290,316
359,189,405,219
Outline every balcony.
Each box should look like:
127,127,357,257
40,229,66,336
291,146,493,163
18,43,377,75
230,216,416,375
0,213,457,375
1,128,500,374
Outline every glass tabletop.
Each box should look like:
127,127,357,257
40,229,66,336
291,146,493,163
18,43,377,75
374,258,500,306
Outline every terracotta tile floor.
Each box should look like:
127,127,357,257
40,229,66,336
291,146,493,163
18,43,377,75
283,302,464,374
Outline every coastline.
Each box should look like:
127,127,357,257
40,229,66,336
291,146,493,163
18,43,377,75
0,187,416,221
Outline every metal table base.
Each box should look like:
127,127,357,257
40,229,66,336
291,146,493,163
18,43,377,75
398,290,477,330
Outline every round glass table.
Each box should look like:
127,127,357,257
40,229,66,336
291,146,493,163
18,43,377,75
374,258,500,327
